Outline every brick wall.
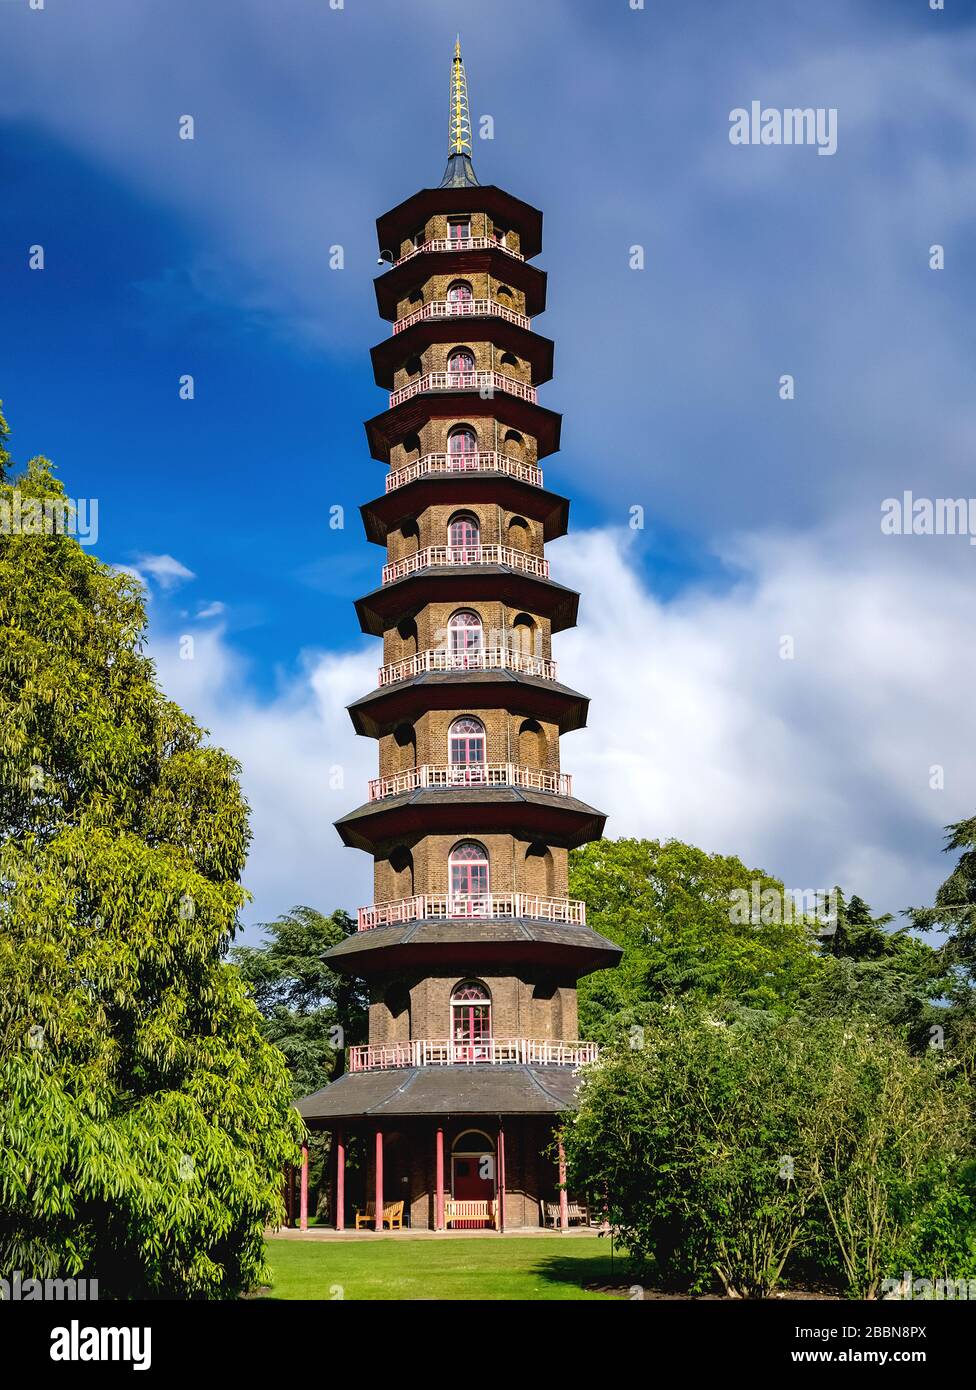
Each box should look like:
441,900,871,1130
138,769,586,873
366,969,579,1047
381,600,551,664
384,502,544,561
388,415,538,470
371,832,569,903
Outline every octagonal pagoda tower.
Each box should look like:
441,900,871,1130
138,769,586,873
297,42,621,1232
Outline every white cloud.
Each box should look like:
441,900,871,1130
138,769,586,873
196,600,226,619
134,553,196,591
554,525,975,919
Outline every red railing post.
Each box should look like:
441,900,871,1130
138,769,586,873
435,1126,445,1231
497,1124,506,1234
374,1128,384,1232
335,1128,345,1231
558,1139,569,1232
299,1142,309,1232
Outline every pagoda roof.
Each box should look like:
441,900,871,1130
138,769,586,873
322,916,622,977
297,1063,581,1124
354,565,579,636
365,391,562,462
360,472,569,545
374,249,547,321
376,185,544,262
347,668,590,739
370,316,554,389
335,784,606,853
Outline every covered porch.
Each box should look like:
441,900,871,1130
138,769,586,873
291,1048,596,1232
285,1115,580,1233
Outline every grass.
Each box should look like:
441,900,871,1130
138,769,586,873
262,1236,623,1301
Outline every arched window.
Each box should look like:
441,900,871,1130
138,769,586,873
386,985,411,1041
449,717,486,777
389,845,414,897
447,425,477,459
449,841,489,901
448,610,483,665
400,517,420,556
503,428,524,455
451,981,492,1057
518,717,546,768
507,516,530,551
396,614,418,659
448,511,480,551
499,351,519,368
511,612,537,656
393,721,416,772
524,842,555,897
448,348,475,378
447,280,473,307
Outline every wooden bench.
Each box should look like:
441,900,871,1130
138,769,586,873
444,1198,496,1229
543,1200,590,1228
353,1199,405,1230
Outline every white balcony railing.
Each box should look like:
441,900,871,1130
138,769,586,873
377,645,557,687
367,762,572,802
348,1037,599,1072
389,371,537,409
393,299,530,334
385,451,543,492
394,235,525,268
382,543,549,585
357,892,587,931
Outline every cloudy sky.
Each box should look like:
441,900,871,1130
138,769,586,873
3,0,974,937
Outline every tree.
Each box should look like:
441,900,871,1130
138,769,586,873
910,816,976,977
571,838,823,1035
231,905,367,1100
822,891,896,959
906,816,976,1063
803,890,945,1041
0,410,303,1298
564,1006,973,1298
232,905,369,1220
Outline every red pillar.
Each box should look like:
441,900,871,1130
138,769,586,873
558,1139,569,1232
299,1143,309,1232
497,1123,506,1233
374,1128,384,1232
335,1128,345,1232
435,1126,445,1231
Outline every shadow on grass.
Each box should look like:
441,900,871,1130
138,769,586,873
529,1251,623,1294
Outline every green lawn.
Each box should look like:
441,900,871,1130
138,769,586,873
263,1236,623,1301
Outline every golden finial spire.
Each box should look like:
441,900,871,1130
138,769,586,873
439,37,480,188
449,35,472,157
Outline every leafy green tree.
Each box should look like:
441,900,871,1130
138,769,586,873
909,816,976,1027
803,890,945,1040
822,891,896,958
0,411,302,1298
571,838,823,1034
565,1006,973,1298
232,905,367,1100
232,906,369,1221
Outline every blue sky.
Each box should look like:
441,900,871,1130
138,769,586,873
3,0,976,935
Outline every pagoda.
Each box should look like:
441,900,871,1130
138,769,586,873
296,41,620,1231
